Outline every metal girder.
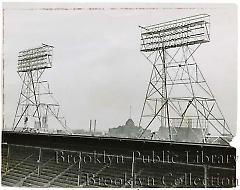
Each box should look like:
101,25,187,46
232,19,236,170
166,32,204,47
13,44,72,135
138,15,233,145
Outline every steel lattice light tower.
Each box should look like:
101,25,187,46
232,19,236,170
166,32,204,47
138,14,233,144
12,44,72,134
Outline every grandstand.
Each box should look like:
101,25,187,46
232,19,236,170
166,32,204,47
1,131,236,188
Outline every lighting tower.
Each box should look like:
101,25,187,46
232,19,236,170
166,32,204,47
138,14,233,144
12,44,72,134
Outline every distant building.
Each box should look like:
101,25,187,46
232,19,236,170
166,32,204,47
108,118,151,139
72,129,103,136
155,118,206,143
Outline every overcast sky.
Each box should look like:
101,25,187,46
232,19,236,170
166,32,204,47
3,3,237,134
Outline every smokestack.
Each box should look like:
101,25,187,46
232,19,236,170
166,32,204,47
89,120,92,133
94,119,96,133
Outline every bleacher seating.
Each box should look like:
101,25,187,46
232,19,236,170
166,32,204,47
1,144,40,186
1,133,236,188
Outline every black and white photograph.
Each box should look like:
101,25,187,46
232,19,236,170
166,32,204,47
1,2,238,188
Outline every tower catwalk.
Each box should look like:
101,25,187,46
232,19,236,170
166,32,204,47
138,14,233,144
12,44,72,134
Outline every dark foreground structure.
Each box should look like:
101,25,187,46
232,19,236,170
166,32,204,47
1,131,236,188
